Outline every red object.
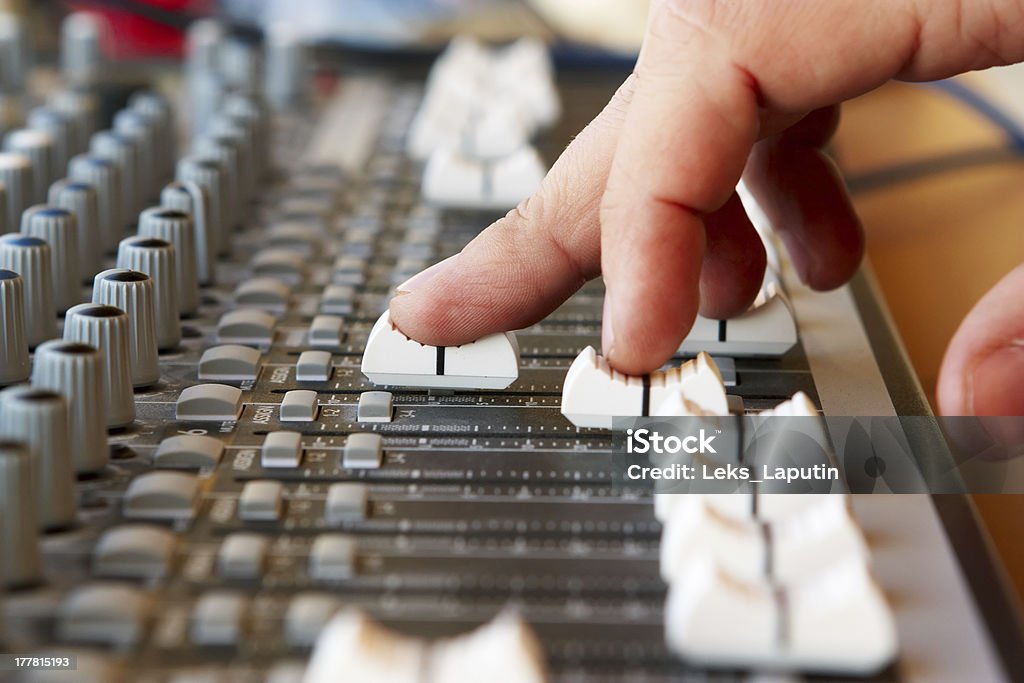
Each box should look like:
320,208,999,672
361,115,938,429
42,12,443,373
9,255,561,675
65,1,215,60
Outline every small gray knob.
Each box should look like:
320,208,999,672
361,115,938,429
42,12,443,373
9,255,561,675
219,38,261,93
0,269,29,385
27,107,74,173
0,440,43,587
0,12,30,94
0,152,32,233
160,181,214,285
0,233,54,347
222,92,270,180
91,268,159,386
116,236,179,349
209,117,255,208
193,136,240,235
49,87,100,155
20,205,80,313
68,153,122,252
60,12,105,87
112,109,158,205
264,24,309,109
129,90,176,184
31,339,108,473
90,130,140,220
176,157,227,257
0,385,76,530
4,129,55,204
138,205,200,316
47,179,102,279
63,303,135,427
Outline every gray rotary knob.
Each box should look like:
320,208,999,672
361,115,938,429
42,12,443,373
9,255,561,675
49,87,100,155
60,12,104,87
112,109,158,204
27,107,74,174
63,303,135,427
0,385,76,529
209,116,255,206
116,236,179,349
47,179,102,279
0,234,54,348
31,339,108,473
92,269,159,386
139,205,200,315
90,130,140,220
0,270,29,385
264,24,309,109
0,440,43,587
0,12,30,94
186,20,225,135
222,92,270,180
129,91,176,184
4,129,55,204
193,136,241,233
0,152,32,233
20,205,80,313
176,157,227,257
160,181,214,285
219,38,261,92
68,153,122,252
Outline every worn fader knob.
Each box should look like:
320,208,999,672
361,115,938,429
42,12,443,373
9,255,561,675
138,206,200,316
0,152,32,232
0,233,54,347
0,269,29,385
0,441,43,588
63,303,136,428
48,179,102,278
20,205,80,313
92,269,160,386
116,236,180,350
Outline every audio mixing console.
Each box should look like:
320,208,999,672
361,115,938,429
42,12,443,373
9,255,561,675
0,11,1022,683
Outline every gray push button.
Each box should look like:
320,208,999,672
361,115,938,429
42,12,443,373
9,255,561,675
325,483,368,524
356,391,392,423
57,583,151,646
218,532,269,579
308,315,343,350
123,471,198,520
176,384,243,421
198,344,262,381
262,430,303,468
342,433,383,469
319,284,354,315
93,524,176,578
295,350,331,381
284,593,341,646
239,480,283,521
190,591,247,645
309,534,357,580
154,434,224,469
234,276,290,309
216,308,276,346
331,254,364,285
280,389,317,422
251,248,305,281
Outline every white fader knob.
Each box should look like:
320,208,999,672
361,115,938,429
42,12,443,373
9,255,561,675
0,270,29,385
0,152,33,232
90,130,140,220
0,234,55,348
138,206,200,316
160,182,214,285
304,610,425,683
361,310,519,390
20,205,80,313
48,179,102,279
0,441,43,588
429,611,547,683
92,269,160,387
678,282,798,358
68,154,122,252
4,129,56,203
63,303,136,427
0,385,76,529
116,236,180,349
176,157,227,258
27,107,75,172
31,339,109,473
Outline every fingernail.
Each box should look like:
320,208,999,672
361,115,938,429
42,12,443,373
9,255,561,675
395,255,458,296
602,290,617,361
968,343,1024,416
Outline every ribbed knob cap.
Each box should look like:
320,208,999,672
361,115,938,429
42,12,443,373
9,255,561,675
60,12,104,87
4,129,55,203
49,87,99,155
0,234,54,347
129,90,176,185
30,339,108,472
63,303,135,427
0,441,43,587
68,153,121,252
176,157,227,257
0,270,29,385
222,92,270,179
20,205,80,313
138,206,200,316
113,109,160,204
27,107,74,173
91,268,159,386
90,130,140,220
116,236,179,349
0,385,76,529
210,117,255,206
47,179,102,279
193,136,240,235
265,24,309,109
0,12,30,93
160,181,214,285
0,152,32,233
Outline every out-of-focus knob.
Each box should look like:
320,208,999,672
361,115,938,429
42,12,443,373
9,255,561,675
129,91,176,184
264,24,308,109
223,92,270,179
90,130,140,220
0,440,43,587
92,268,160,386
63,303,135,427
209,116,255,208
4,129,55,203
186,19,225,135
176,157,227,256
160,181,214,285
0,12,30,94
60,12,105,87
0,152,32,232
31,339,108,472
49,87,100,155
20,205,80,313
0,233,54,347
27,107,74,173
68,153,121,251
138,206,199,316
0,385,76,529
112,109,157,205
0,269,29,385
219,38,261,92
193,136,240,234
48,179,101,279
116,236,179,350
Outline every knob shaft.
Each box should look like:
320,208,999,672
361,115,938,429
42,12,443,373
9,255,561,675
116,236,180,349
0,269,29,385
92,268,160,386
0,233,54,347
21,205,80,313
0,385,76,529
48,179,102,279
175,157,227,258
31,339,108,472
0,440,43,587
0,152,32,234
90,130,140,221
138,206,200,316
4,129,55,203
68,154,121,252
63,303,135,427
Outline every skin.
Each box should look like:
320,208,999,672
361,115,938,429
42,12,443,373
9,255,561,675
390,0,1024,416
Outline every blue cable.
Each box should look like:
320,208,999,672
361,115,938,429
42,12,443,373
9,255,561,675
927,79,1024,152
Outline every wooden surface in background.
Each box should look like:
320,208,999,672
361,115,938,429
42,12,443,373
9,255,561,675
833,81,1024,606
